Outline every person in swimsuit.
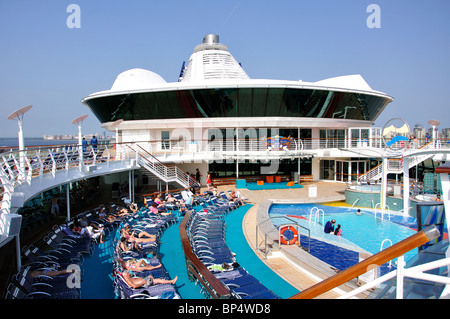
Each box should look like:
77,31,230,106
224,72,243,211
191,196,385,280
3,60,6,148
30,268,76,278
154,195,165,209
121,226,157,243
119,236,142,254
117,258,162,272
334,224,342,236
150,202,171,216
122,271,178,289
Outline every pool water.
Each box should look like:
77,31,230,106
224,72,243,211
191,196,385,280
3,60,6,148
269,203,418,263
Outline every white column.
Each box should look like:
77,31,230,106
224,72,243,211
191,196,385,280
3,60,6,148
17,118,26,182
66,183,71,221
236,128,239,179
116,126,121,160
77,123,83,170
15,235,21,270
403,157,410,216
381,157,388,211
348,161,352,183
129,170,132,201
438,172,450,298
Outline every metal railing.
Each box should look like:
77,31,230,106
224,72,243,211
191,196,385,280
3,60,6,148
0,141,185,215
256,215,311,259
289,225,442,299
0,142,123,214
357,142,439,183
128,143,199,189
0,140,201,212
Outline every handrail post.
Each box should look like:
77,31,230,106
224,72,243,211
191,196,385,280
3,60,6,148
264,233,268,260
396,255,405,299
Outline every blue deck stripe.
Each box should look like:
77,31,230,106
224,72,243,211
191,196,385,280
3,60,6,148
224,205,300,298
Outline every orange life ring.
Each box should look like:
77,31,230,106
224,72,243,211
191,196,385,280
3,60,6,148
280,225,298,245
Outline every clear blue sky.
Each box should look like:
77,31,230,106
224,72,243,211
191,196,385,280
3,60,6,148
1,0,449,138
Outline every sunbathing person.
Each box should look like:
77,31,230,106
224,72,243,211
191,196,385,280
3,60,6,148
149,202,171,216
117,258,162,272
106,214,120,223
122,270,177,288
30,268,76,278
154,195,165,208
128,202,139,213
82,223,105,243
119,207,132,215
122,225,157,240
166,193,180,205
119,236,142,254
121,226,157,243
230,190,244,206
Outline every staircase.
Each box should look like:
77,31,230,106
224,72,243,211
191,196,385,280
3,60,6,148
127,144,199,189
357,142,435,183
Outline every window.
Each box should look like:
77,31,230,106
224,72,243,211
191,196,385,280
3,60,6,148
85,88,391,123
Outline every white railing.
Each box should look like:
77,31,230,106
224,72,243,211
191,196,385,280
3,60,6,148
0,142,140,215
338,255,450,299
0,140,200,216
118,136,450,159
356,142,440,183
309,206,324,225
0,143,121,187
380,238,393,268
127,143,198,189
374,203,391,220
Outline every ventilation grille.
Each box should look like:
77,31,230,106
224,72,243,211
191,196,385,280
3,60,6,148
202,52,249,80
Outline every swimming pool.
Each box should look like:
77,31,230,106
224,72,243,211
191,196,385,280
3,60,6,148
269,203,418,263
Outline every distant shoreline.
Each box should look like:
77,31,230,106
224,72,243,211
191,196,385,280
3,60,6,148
0,137,112,148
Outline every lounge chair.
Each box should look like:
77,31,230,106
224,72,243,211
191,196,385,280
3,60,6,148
12,267,80,299
113,270,179,299
230,282,279,299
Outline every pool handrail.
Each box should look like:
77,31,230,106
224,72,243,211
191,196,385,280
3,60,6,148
178,209,232,299
256,215,311,259
289,225,440,299
374,203,391,220
380,238,393,268
309,207,324,225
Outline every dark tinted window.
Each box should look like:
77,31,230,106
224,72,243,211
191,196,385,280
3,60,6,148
85,88,390,123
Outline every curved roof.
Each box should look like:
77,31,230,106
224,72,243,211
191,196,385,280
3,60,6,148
82,35,394,122
110,68,167,92
313,74,373,92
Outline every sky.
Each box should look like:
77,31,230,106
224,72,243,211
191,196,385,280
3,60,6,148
0,0,449,138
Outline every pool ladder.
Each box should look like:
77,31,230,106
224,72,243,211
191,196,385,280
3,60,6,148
380,239,393,268
309,207,324,225
374,203,391,220
351,198,361,208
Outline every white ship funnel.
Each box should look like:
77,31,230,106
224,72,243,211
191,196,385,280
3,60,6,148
180,34,249,82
